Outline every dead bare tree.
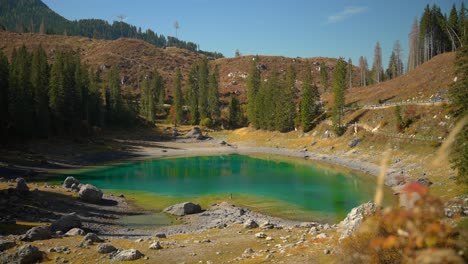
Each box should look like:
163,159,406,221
408,18,420,72
373,42,382,83
117,14,126,38
359,56,368,87
174,20,180,38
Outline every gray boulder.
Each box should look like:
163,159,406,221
63,176,80,188
15,178,29,193
65,228,85,236
243,219,258,229
15,244,43,264
20,226,51,241
96,243,117,254
338,202,377,239
0,240,15,251
113,249,144,261
417,178,433,186
79,184,103,203
185,127,203,139
149,241,162,250
51,213,82,232
163,202,202,216
348,138,363,148
83,233,104,243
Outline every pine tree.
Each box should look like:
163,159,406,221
246,56,261,128
448,38,467,183
228,94,240,129
9,45,34,137
347,58,353,89
0,50,9,138
208,65,220,122
107,66,122,124
31,45,50,137
49,52,65,132
319,62,328,91
331,58,347,135
256,75,269,130
459,2,467,44
173,68,183,125
186,64,199,125
300,63,319,132
197,56,209,120
87,68,102,126
153,69,164,115
448,4,460,51
140,74,153,122
266,69,279,131
275,65,296,132
39,18,45,34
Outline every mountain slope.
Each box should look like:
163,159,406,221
0,0,223,58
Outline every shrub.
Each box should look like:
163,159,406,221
199,117,212,128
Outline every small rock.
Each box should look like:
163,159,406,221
154,233,166,238
21,226,52,241
149,241,162,250
255,232,266,238
51,213,82,232
134,238,144,243
15,178,29,193
79,184,103,203
63,176,80,188
96,243,117,254
113,249,144,261
266,236,273,241
417,178,433,186
83,233,104,243
445,208,454,218
309,226,319,234
243,219,259,229
260,221,274,229
316,233,328,239
0,240,15,251
299,222,315,228
324,249,331,255
348,138,362,148
244,248,254,255
163,202,202,216
65,228,85,236
15,244,44,263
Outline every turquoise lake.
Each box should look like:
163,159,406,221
61,154,386,223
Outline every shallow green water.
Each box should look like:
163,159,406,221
60,154,387,223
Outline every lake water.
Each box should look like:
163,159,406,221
63,154,387,224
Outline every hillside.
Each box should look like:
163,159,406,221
0,31,360,101
323,52,456,107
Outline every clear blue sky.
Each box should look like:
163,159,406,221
42,0,461,66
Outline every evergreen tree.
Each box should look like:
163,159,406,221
153,69,165,115
186,64,199,125
9,46,34,137
208,65,220,122
30,45,49,137
227,94,240,129
107,66,122,124
140,74,153,122
448,4,459,50
197,56,209,120
0,50,9,138
275,65,296,132
87,68,102,126
459,2,467,44
447,39,467,183
173,68,183,125
319,62,328,91
300,63,320,132
267,69,279,131
331,58,347,135
256,75,270,130
347,58,353,89
246,56,261,127
48,51,65,132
